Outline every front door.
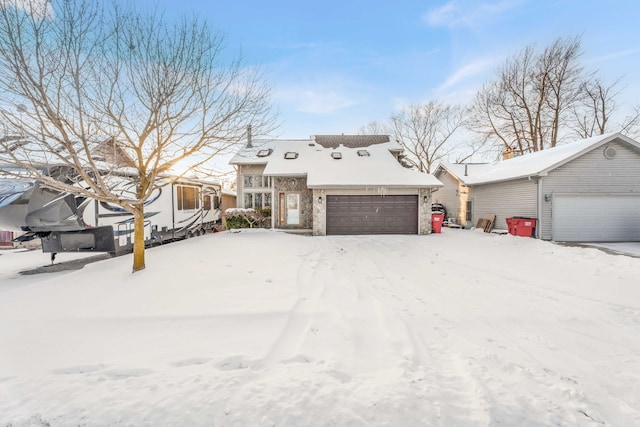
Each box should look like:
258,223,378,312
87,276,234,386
279,192,300,226
286,193,299,225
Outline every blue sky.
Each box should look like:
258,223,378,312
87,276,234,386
147,0,640,139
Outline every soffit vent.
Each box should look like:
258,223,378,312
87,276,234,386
603,146,617,160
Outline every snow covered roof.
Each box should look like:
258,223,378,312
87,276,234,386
230,135,442,188
438,133,640,186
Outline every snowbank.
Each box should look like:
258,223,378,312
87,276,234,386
0,230,638,425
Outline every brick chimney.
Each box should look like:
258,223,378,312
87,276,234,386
502,146,515,160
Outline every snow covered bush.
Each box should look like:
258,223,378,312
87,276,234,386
224,208,268,229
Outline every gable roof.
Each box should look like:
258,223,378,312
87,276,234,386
230,135,442,188
438,133,640,186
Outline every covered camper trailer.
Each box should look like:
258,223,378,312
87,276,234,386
0,167,221,255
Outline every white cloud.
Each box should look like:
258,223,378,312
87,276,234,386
587,48,640,65
424,0,522,29
1,0,53,19
275,79,362,115
438,57,497,91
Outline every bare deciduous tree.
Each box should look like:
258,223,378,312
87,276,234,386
571,77,620,138
621,106,640,140
0,0,275,271
390,102,466,173
470,36,583,154
570,77,640,139
358,120,389,136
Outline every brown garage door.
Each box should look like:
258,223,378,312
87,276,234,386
326,195,418,235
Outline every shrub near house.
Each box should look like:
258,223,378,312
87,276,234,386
224,208,270,229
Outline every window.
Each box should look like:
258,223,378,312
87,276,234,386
257,148,273,157
331,152,342,159
203,195,212,210
465,200,473,222
177,185,199,210
244,192,271,209
284,151,298,159
244,175,271,188
357,150,370,157
244,193,253,208
260,176,271,187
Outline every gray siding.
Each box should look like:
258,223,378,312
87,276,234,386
539,140,640,240
433,170,463,224
237,164,267,208
469,179,538,231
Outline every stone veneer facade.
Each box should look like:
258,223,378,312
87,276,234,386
238,166,433,235
272,176,313,230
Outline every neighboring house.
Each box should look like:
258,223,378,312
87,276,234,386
433,133,640,242
220,189,237,229
229,134,443,235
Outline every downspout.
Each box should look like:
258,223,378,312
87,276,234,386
271,179,275,230
536,177,542,239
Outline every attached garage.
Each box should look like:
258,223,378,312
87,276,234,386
326,195,418,235
552,194,640,242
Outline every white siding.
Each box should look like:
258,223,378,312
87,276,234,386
539,140,640,240
469,179,538,231
433,170,464,225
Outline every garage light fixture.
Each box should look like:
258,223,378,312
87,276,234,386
317,196,322,203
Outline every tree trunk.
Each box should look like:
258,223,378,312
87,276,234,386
132,203,146,272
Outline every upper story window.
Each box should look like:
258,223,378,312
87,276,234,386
284,151,298,159
357,150,370,157
331,152,342,159
244,175,271,188
257,148,273,157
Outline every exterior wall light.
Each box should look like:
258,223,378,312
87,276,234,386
318,196,323,203
544,194,551,202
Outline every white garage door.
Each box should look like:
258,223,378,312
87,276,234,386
552,194,640,242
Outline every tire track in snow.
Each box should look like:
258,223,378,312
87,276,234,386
348,238,492,425
263,239,328,364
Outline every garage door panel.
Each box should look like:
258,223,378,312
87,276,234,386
326,195,418,235
552,194,640,242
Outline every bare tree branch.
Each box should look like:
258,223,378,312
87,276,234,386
389,102,466,173
0,0,277,271
469,36,583,154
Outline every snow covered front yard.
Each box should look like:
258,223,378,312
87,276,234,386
0,229,639,426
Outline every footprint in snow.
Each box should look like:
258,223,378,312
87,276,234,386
170,357,212,368
51,364,108,375
103,368,154,380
